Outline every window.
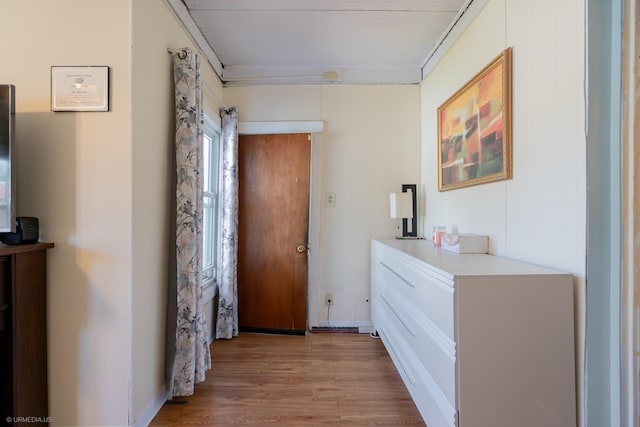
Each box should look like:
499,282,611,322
202,116,222,289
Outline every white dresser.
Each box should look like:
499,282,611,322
371,238,576,427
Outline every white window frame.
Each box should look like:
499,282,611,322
202,114,222,300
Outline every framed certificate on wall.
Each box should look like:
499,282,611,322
51,66,110,112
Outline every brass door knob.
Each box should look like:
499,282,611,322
296,244,306,253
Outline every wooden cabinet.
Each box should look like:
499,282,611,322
371,238,576,427
0,243,54,426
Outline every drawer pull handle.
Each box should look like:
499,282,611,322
380,328,417,385
380,262,415,288
381,294,416,337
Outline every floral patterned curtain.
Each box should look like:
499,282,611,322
216,107,239,339
168,48,211,397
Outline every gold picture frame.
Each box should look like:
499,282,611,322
437,47,512,191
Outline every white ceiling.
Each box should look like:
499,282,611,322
176,0,470,85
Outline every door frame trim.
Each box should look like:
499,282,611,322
238,122,323,331
239,121,323,135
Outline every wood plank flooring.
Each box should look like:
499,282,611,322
150,332,425,426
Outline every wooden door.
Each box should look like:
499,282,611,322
238,133,310,334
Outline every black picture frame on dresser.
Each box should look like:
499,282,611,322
401,184,418,238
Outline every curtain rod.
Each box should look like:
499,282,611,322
168,47,229,111
167,48,189,59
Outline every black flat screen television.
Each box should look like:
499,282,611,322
0,85,16,233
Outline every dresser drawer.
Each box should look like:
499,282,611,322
377,289,457,407
376,306,457,427
377,251,455,341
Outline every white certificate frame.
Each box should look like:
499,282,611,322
51,66,110,112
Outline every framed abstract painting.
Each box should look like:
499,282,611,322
438,47,512,191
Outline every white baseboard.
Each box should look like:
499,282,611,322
358,324,374,334
133,386,168,427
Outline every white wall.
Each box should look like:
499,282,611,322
224,85,421,328
131,1,224,424
420,0,586,424
1,1,133,425
1,1,224,425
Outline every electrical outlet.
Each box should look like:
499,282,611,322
326,192,336,207
325,292,334,305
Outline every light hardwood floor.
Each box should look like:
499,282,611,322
151,332,425,426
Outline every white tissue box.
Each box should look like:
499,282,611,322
440,233,489,254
